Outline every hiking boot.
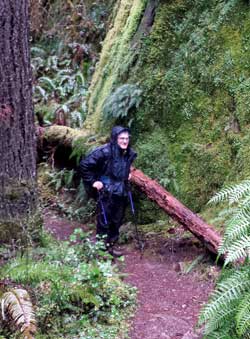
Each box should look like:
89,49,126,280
108,245,124,257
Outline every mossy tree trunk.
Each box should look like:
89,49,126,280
0,0,38,242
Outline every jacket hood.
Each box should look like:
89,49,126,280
110,126,130,144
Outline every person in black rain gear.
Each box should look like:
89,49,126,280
79,126,137,257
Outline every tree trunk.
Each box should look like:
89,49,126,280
130,167,222,254
0,0,38,241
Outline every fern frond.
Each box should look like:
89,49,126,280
69,286,101,308
1,288,36,338
38,76,56,91
217,206,250,256
203,303,236,335
224,209,250,241
202,179,250,337
199,269,250,324
204,331,237,339
31,46,46,56
224,235,250,265
236,293,250,336
75,71,85,86
103,84,142,121
209,180,250,205
239,195,250,209
70,111,84,128
34,85,48,101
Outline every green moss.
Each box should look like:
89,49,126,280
86,0,147,131
230,132,250,181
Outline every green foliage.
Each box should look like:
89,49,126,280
199,267,250,338
0,229,137,338
47,168,75,191
32,45,87,128
41,165,96,223
71,135,100,165
199,179,250,338
103,84,142,126
208,180,250,264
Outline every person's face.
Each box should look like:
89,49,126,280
117,131,130,150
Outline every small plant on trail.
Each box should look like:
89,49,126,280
199,180,250,338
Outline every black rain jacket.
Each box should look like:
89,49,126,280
79,126,137,197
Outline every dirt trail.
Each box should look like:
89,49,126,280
122,246,214,339
44,211,215,339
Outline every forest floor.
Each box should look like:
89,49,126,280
44,208,219,339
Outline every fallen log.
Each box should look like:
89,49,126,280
38,125,222,255
130,167,222,255
37,125,89,148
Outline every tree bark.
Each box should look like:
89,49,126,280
0,0,38,239
130,167,222,254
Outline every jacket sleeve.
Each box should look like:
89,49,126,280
79,148,106,186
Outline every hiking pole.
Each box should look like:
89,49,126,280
127,188,145,258
98,190,108,225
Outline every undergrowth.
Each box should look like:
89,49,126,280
38,163,96,223
0,229,137,339
32,44,88,128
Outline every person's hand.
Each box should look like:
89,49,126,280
92,181,104,191
128,173,132,180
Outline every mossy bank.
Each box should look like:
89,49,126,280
86,0,250,219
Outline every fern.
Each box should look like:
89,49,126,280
224,209,250,241
70,110,84,128
38,76,56,91
103,84,142,122
32,44,88,128
64,169,75,188
33,85,48,102
236,293,250,337
199,179,250,337
223,235,250,265
209,180,250,205
1,288,36,338
30,46,46,56
203,304,236,334
199,269,250,324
